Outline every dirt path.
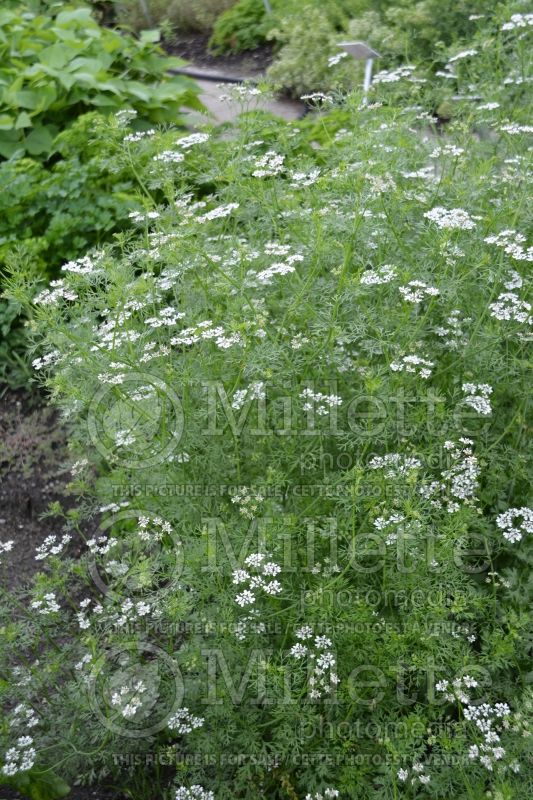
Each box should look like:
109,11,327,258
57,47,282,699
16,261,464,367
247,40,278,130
189,76,304,124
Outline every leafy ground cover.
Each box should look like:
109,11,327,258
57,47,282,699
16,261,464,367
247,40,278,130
0,0,202,389
0,2,200,159
1,3,533,800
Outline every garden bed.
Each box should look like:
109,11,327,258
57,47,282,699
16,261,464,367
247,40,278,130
166,32,274,78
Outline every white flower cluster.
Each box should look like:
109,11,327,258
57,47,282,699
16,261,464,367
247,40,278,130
76,598,103,630
484,229,533,261
290,168,320,188
138,515,173,542
429,144,465,157
374,512,406,545
447,49,478,64
368,453,422,478
436,674,479,703
111,680,147,719
234,612,267,641
397,762,430,786
464,702,513,772
420,438,480,513
499,122,533,135
399,280,440,303
360,264,396,285
305,790,339,800
424,207,476,230
231,381,266,410
328,51,348,67
300,388,342,416
2,736,36,776
290,627,339,700
171,320,243,350
252,151,285,177
434,309,470,350
0,539,14,565
462,383,493,415
230,487,265,519
196,202,239,224
175,786,214,800
61,254,103,275
233,553,282,607
115,109,137,126
34,279,78,305
167,707,205,734
123,129,155,143
153,150,185,163
256,253,303,285
86,534,118,555
144,307,185,328
300,92,334,104
129,210,160,223
176,132,210,149
291,333,310,350
489,292,532,324
390,354,434,379
219,84,262,102
35,533,72,560
496,507,533,543
9,704,39,730
504,270,523,290
373,65,417,84
32,349,61,371
401,165,435,180
501,13,533,30
30,593,60,614
115,597,152,627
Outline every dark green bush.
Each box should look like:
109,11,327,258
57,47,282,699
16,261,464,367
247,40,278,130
208,0,272,54
0,113,141,277
0,2,202,159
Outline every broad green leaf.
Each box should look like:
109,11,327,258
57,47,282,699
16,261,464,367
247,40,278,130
0,114,14,130
67,55,112,74
24,125,55,155
0,130,21,159
140,29,161,44
55,8,94,26
14,89,41,109
123,81,151,102
2,766,70,800
39,42,73,69
15,111,32,129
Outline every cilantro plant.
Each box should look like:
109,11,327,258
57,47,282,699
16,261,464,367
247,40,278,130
1,4,533,800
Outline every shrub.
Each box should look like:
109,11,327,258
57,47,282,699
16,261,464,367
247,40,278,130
2,7,533,798
0,2,201,159
266,6,357,97
0,112,149,277
208,0,272,54
114,0,236,34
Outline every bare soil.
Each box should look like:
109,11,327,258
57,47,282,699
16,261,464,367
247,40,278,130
0,390,121,799
0,390,75,589
165,31,274,78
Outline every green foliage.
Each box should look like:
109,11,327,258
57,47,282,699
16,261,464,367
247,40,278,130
2,7,533,798
208,0,272,54
348,0,499,61
208,0,381,55
0,3,201,160
1,767,70,800
0,113,141,276
114,0,236,34
266,6,357,97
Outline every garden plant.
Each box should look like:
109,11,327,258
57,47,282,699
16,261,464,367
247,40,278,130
1,2,532,800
